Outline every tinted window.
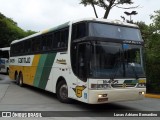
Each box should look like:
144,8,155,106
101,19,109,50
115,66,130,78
89,22,142,41
72,22,87,40
31,37,41,52
24,40,31,53
60,28,69,48
54,31,61,48
54,28,69,49
11,27,69,56
42,34,53,51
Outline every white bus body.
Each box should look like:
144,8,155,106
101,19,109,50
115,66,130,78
9,18,146,104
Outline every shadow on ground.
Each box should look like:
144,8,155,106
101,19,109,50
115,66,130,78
9,81,136,111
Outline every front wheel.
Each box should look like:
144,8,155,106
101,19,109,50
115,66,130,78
57,81,71,103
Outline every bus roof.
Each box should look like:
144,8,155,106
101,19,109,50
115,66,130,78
71,18,139,28
11,18,139,44
0,47,10,51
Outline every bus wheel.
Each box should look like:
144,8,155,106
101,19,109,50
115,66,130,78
57,81,71,103
15,73,19,85
19,73,24,87
6,68,9,75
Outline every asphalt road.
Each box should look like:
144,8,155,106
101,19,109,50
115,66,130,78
0,74,159,120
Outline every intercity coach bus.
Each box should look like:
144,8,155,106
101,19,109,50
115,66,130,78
0,47,10,74
9,18,146,104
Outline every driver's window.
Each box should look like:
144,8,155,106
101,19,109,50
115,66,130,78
78,44,86,79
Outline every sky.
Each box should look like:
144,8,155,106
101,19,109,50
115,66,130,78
0,0,160,31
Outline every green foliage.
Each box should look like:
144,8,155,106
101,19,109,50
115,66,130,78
0,12,36,47
137,10,160,93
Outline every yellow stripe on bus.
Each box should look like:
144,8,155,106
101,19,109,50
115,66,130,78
23,54,41,85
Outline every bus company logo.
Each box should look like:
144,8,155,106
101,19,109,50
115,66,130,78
10,59,15,63
102,79,118,84
56,59,67,65
72,86,86,98
18,57,31,63
123,40,142,45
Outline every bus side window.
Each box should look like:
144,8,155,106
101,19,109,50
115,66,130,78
19,42,24,54
47,34,52,50
72,22,86,41
31,37,41,52
42,35,46,51
54,31,60,49
42,34,52,51
61,28,69,48
24,40,31,53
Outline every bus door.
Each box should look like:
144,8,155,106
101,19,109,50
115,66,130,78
74,43,90,102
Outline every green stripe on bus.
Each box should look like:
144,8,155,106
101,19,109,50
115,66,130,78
38,53,56,89
33,54,47,87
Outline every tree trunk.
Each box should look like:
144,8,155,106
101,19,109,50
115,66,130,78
91,3,98,18
103,0,115,19
103,8,111,19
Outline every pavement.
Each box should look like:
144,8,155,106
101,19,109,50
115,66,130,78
0,74,160,99
0,74,160,120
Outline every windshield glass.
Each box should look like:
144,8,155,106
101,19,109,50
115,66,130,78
89,22,142,41
90,42,145,79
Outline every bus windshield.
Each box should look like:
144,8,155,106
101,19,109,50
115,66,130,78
90,42,145,79
89,22,142,41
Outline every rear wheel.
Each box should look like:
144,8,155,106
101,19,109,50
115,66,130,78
57,81,71,103
19,73,24,87
15,73,19,85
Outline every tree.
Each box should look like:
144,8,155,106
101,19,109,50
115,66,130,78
0,12,36,47
150,10,160,34
139,10,160,93
124,11,138,23
80,0,138,19
80,0,99,18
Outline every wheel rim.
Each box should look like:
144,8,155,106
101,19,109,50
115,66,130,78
59,84,68,100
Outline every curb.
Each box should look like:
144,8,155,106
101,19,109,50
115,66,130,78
145,94,160,99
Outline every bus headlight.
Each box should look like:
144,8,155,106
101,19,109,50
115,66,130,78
91,84,111,89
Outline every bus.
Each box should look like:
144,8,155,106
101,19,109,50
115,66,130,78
9,18,146,104
0,47,10,74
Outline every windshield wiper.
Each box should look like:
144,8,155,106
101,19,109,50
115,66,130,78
130,63,139,80
110,60,120,81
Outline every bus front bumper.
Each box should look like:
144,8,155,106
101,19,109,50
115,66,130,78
88,88,146,104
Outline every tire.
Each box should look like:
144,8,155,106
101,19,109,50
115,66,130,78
19,73,24,87
6,68,9,75
15,73,19,85
57,81,71,103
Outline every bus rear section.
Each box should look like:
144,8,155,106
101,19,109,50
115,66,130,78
0,47,10,74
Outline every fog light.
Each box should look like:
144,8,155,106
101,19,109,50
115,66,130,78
139,92,145,95
98,94,108,98
98,95,103,98
141,92,145,95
